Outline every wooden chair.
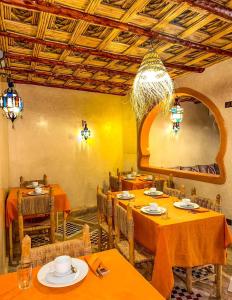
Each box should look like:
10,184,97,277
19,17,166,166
97,186,114,250
163,181,185,199
175,188,222,297
117,167,134,176
21,224,92,266
152,178,165,192
20,174,48,188
190,187,222,212
167,173,175,188
17,187,55,247
109,172,122,192
114,200,153,267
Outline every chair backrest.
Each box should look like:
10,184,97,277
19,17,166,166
153,179,165,192
109,172,122,192
114,200,134,264
190,187,221,212
21,225,92,267
163,181,185,199
20,174,48,188
117,167,134,176
167,173,175,188
18,188,54,216
97,186,112,224
17,187,55,244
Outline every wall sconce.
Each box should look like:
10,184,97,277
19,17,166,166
81,120,91,140
170,98,184,133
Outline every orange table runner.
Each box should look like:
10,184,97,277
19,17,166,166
0,249,165,300
6,184,71,227
115,189,232,298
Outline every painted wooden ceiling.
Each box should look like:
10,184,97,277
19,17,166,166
0,0,231,95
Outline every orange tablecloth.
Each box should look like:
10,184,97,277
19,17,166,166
121,175,155,190
0,249,165,300
6,184,71,227
115,189,232,299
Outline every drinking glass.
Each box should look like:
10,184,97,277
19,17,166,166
162,206,169,220
17,262,32,289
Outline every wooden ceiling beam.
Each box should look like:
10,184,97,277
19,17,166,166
173,0,232,22
12,78,127,96
0,31,205,73
0,0,231,58
5,52,135,77
3,66,130,89
5,50,204,75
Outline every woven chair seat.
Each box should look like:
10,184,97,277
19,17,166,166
117,240,153,264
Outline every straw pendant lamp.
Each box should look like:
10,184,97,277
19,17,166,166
131,50,174,120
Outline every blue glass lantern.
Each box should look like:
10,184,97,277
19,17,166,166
81,120,91,140
0,78,23,128
170,98,184,133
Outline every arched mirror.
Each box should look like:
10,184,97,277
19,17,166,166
139,88,226,184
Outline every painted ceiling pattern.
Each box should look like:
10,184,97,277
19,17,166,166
0,0,231,95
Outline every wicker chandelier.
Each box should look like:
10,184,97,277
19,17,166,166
131,51,174,120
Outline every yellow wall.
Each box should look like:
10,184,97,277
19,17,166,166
8,84,126,208
0,108,9,272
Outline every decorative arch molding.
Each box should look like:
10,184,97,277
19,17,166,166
138,87,227,184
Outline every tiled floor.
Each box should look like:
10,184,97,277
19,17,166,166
9,212,232,300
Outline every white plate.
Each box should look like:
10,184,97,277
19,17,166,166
27,190,49,196
124,177,136,180
117,193,135,200
26,184,44,189
141,206,166,215
144,190,163,196
174,202,199,210
46,270,80,285
37,258,88,288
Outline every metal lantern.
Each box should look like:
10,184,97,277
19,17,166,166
0,78,23,128
81,120,91,140
131,50,174,120
170,98,184,133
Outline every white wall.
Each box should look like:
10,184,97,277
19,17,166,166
149,102,220,168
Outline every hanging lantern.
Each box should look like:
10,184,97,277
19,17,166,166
131,50,174,120
0,78,23,128
170,98,184,133
81,120,91,140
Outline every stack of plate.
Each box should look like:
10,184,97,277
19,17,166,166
37,258,88,288
144,190,163,196
174,202,199,210
140,206,166,215
117,193,135,200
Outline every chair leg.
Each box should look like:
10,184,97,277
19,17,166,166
56,212,59,232
98,227,102,251
215,265,222,299
108,233,113,249
63,212,67,241
186,267,193,293
9,223,13,264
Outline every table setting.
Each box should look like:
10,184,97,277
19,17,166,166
23,181,50,196
117,190,135,200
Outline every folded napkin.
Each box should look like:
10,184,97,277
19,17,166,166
84,255,109,277
190,207,210,213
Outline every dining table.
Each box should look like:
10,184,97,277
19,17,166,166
121,174,165,191
114,189,232,299
6,184,71,263
0,249,165,300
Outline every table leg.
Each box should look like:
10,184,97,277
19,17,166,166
63,211,67,241
9,223,13,264
215,264,222,299
186,267,192,293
